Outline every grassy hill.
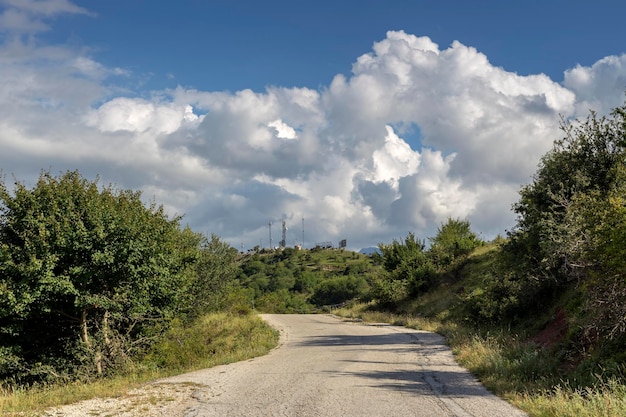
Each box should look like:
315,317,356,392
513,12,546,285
234,246,382,313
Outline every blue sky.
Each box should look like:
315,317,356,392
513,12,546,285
1,0,625,250
46,1,625,91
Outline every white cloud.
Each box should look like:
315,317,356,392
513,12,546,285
371,125,420,186
86,97,195,134
563,54,626,116
0,8,47,32
268,119,297,139
0,27,624,250
183,105,199,122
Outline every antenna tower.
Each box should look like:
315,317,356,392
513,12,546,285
280,219,287,248
268,221,273,249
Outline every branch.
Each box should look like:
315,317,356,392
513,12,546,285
51,309,81,322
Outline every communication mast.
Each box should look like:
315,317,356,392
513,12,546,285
268,221,273,249
302,216,305,248
280,219,287,248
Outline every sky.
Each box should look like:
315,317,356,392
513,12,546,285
1,0,626,251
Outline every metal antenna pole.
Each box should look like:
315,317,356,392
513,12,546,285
280,219,287,248
269,221,272,249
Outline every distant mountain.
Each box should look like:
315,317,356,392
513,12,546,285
359,246,381,255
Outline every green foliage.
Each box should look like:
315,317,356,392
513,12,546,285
255,289,311,313
293,270,319,293
428,218,483,269
372,222,482,308
463,268,545,324
377,232,437,301
507,103,626,284
378,232,425,272
0,171,200,384
506,100,626,342
224,287,255,315
268,264,296,291
143,313,278,371
310,275,369,306
236,248,381,311
185,234,240,318
369,273,409,307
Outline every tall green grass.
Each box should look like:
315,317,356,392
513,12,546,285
144,312,279,371
0,312,279,415
514,379,626,417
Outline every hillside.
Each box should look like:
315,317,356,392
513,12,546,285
398,242,621,385
234,246,382,313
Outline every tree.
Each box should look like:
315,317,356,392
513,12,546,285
507,102,626,283
505,100,626,340
428,218,483,269
187,233,239,317
375,233,436,305
0,171,197,383
310,275,368,306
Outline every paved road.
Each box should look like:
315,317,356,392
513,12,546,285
164,314,527,417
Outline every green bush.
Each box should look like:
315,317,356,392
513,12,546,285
310,275,369,306
0,171,201,384
369,274,409,307
429,218,483,269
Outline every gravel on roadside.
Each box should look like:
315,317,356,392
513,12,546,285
39,382,202,417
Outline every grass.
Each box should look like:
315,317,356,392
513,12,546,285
513,379,626,417
0,312,279,415
0,373,156,415
144,312,279,372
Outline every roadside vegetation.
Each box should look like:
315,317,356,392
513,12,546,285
0,312,278,413
0,171,279,414
1,101,625,416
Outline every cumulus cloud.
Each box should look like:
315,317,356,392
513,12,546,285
1,23,625,250
327,32,576,186
563,54,626,116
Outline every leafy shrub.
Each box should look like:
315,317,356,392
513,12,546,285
464,272,525,323
376,232,437,301
255,289,311,313
369,274,409,308
310,275,369,306
0,171,201,384
429,218,483,269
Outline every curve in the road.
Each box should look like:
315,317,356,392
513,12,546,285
162,314,527,417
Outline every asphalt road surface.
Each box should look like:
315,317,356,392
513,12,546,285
164,314,527,417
